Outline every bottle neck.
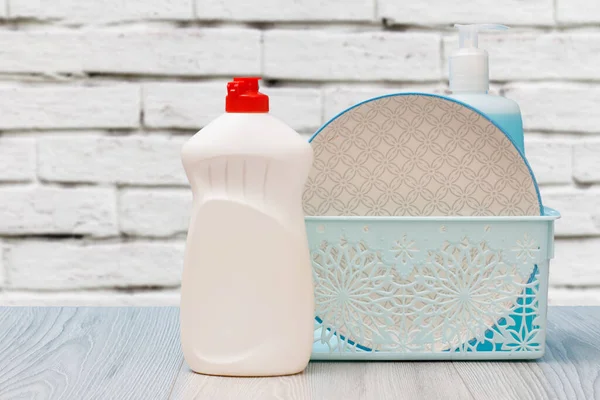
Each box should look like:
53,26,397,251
449,48,489,96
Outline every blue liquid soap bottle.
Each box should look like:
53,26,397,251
448,24,525,154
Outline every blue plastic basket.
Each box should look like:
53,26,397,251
308,208,559,360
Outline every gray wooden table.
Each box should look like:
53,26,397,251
0,307,598,400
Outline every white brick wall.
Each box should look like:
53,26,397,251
0,289,181,306
551,238,600,286
0,243,4,288
0,86,139,129
120,189,190,237
0,0,597,306
38,134,188,185
5,241,184,290
524,136,573,186
263,31,441,81
0,137,36,182
556,0,600,24
0,186,117,237
378,0,554,26
12,0,193,24
0,29,261,76
540,187,600,237
573,140,600,183
196,0,373,21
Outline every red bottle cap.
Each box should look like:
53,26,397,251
225,77,269,113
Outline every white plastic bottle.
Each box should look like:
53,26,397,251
448,24,525,154
180,77,314,376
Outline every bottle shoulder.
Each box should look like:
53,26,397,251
448,93,521,115
181,113,312,165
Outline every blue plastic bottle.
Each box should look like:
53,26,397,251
447,24,525,154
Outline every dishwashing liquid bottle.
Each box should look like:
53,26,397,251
180,77,314,377
448,24,525,154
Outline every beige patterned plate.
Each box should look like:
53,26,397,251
303,94,542,216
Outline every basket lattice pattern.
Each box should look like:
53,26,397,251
308,218,550,358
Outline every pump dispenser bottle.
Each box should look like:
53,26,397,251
448,24,525,153
180,77,314,377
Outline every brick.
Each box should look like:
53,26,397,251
0,186,117,237
574,140,600,184
0,243,3,288
143,82,222,129
85,29,260,76
0,29,260,76
0,137,35,182
541,187,600,237
548,288,600,306
0,86,139,129
323,85,446,121
143,82,322,133
0,31,83,73
143,82,223,129
443,33,600,81
264,30,441,81
11,0,193,23
196,0,373,21
0,290,180,306
267,88,323,133
38,134,188,185
504,83,600,133
378,0,553,26
5,241,184,290
120,189,191,237
551,238,600,286
525,137,573,185
556,0,600,24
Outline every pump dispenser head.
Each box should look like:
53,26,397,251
226,77,269,113
449,24,508,93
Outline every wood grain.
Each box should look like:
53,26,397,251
0,307,183,400
0,307,599,400
450,307,600,400
170,360,477,400
168,307,600,400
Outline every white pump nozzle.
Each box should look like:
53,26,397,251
450,24,509,93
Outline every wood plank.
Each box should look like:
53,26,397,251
362,362,474,400
169,362,315,400
540,307,600,399
169,359,475,399
0,307,599,399
170,307,600,400
450,307,600,400
451,359,557,399
0,307,184,400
